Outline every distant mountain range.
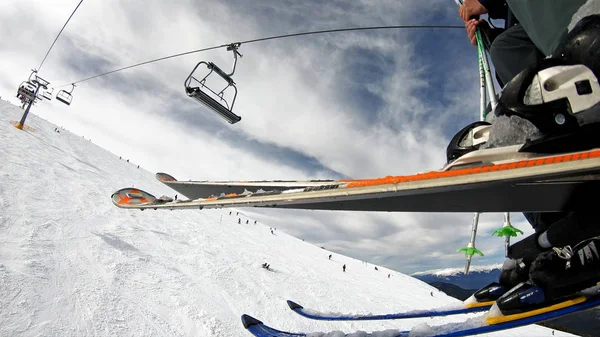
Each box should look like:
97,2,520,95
411,264,501,290
412,265,600,337
428,282,476,301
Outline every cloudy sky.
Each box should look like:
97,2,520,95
0,0,537,274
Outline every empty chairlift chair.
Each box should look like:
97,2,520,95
41,88,53,101
184,43,242,124
56,84,75,106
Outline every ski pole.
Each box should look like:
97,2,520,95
492,212,524,257
454,0,487,274
458,212,484,274
475,28,498,114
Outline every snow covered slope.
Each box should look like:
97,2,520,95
0,100,572,336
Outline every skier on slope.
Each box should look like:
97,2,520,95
453,0,600,314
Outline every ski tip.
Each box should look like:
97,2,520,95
241,314,263,329
156,172,177,182
287,300,304,310
111,188,156,207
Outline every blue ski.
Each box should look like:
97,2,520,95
286,300,490,321
242,296,600,337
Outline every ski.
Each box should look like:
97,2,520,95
113,146,600,213
286,299,492,321
241,295,600,337
155,172,341,199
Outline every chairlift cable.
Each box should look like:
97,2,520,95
38,0,84,73
65,45,227,86
57,24,463,87
240,24,464,44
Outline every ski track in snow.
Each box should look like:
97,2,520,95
0,100,574,336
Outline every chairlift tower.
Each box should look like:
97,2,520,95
15,70,50,130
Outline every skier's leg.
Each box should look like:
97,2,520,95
489,24,544,86
528,212,600,296
506,0,589,56
496,212,600,314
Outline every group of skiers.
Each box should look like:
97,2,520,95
333,257,391,278
453,0,600,314
228,211,258,225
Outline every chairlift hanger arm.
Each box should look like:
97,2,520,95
225,43,242,76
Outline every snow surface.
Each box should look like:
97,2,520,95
0,100,573,337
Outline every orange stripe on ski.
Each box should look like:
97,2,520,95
346,150,600,188
117,195,135,205
117,189,151,205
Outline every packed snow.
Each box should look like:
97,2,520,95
0,100,573,336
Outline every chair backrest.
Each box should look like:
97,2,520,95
34,75,49,90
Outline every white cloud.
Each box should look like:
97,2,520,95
0,0,510,273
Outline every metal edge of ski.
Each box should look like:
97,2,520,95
241,295,600,337
285,299,492,321
112,147,600,212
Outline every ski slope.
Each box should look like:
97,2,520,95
0,100,573,336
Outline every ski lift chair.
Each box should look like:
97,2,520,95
33,74,49,90
185,43,242,124
56,84,75,106
32,74,51,100
17,81,37,102
41,88,53,100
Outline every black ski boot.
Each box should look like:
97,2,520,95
530,237,600,299
494,282,551,315
468,258,530,305
496,237,600,315
494,15,600,154
471,282,508,304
